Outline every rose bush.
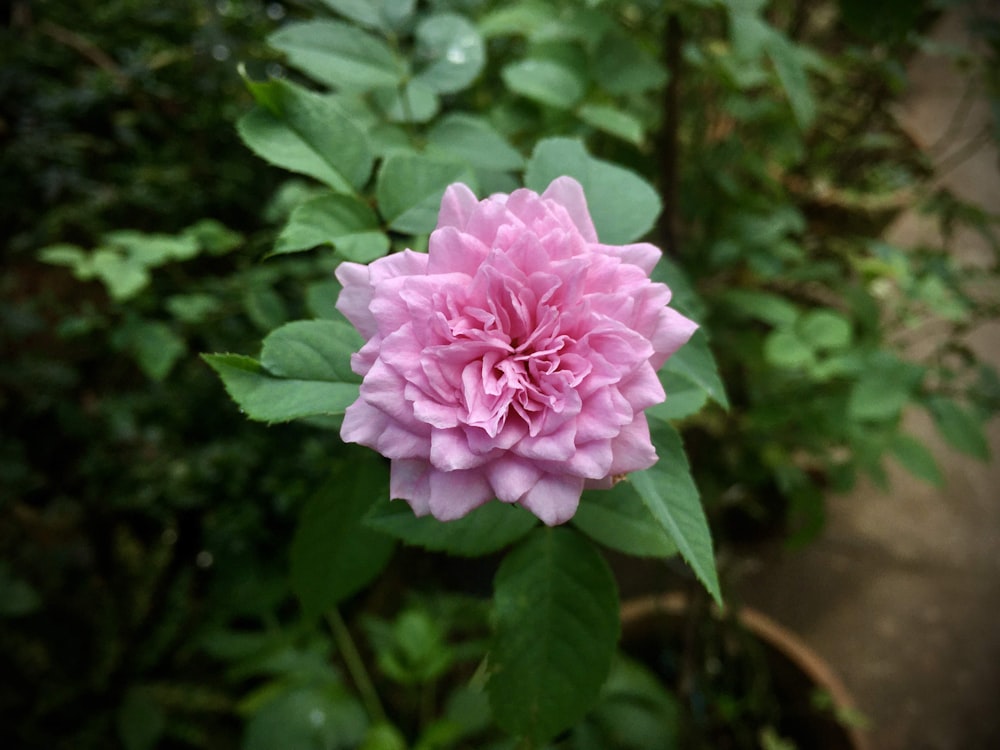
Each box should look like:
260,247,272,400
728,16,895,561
336,177,697,525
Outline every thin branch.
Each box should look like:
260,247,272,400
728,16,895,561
38,20,129,90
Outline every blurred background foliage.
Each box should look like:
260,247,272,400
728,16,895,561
2,0,998,748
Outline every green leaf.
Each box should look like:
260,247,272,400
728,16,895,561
317,0,401,31
629,423,721,605
364,499,536,556
0,563,41,618
376,153,476,234
890,433,944,487
592,30,668,95
273,193,389,262
797,309,852,351
762,28,816,129
90,249,150,301
848,353,924,422
203,353,359,423
763,328,816,370
577,104,645,145
661,329,729,410
646,370,709,423
306,279,343,320
244,685,368,750
166,294,222,324
123,320,187,381
242,284,289,333
721,289,799,327
371,80,440,124
290,453,396,618
38,243,87,270
414,13,485,94
182,219,243,255
478,2,559,38
524,138,661,244
118,687,165,750
426,114,524,172
501,59,585,109
105,229,200,264
268,20,404,91
574,483,678,558
926,397,991,460
488,528,619,744
260,319,363,384
237,76,373,192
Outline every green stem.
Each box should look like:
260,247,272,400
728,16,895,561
326,609,387,724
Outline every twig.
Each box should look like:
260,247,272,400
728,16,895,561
38,20,129,90
326,609,388,725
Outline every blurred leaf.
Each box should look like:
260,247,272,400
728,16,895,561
203,353,359,423
479,1,559,38
592,29,668,95
123,319,187,381
269,20,404,91
243,284,289,332
502,59,585,109
290,453,396,619
764,328,816,369
414,13,485,94
183,218,243,255
243,684,368,750
0,564,41,617
722,290,799,327
575,482,678,558
762,29,816,129
274,193,389,262
90,249,150,301
577,104,645,145
317,0,414,32
426,114,524,172
848,353,924,421
488,528,619,744
306,279,343,320
926,396,991,460
524,137,661,244
364,499,536,556
376,152,476,234
166,294,222,324
797,310,852,351
890,433,944,486
630,423,721,605
372,80,440,123
360,722,408,750
117,687,166,750
237,76,373,193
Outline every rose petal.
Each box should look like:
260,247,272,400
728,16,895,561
518,473,584,526
428,467,494,520
541,176,598,242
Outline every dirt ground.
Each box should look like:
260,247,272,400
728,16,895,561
736,5,1000,749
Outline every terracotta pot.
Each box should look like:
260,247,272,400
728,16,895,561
620,593,870,750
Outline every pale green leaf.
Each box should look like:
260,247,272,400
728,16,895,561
629,423,721,604
273,193,389,262
488,528,619,743
414,13,485,94
376,153,476,234
371,80,440,124
244,685,368,750
577,103,645,145
203,353,359,423
501,59,585,109
268,20,404,91
426,114,524,172
592,30,668,95
524,137,661,244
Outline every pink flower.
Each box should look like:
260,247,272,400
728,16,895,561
336,177,697,525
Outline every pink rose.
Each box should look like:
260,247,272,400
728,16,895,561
336,177,697,525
